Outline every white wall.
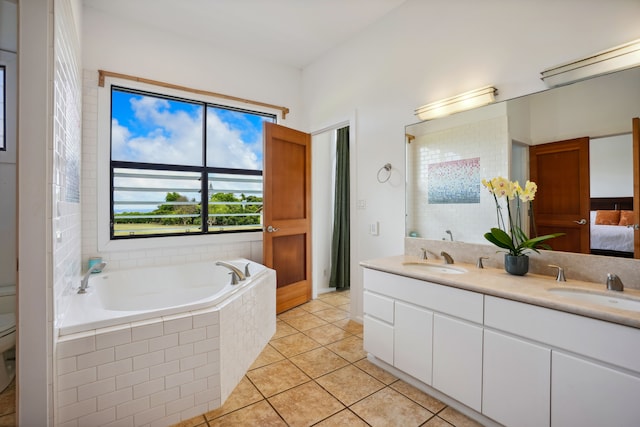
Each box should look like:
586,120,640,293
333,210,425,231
590,134,634,198
302,0,640,320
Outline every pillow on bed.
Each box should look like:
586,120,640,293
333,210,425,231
595,210,620,225
619,210,634,226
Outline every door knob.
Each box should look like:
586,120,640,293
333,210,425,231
266,225,279,233
573,219,587,225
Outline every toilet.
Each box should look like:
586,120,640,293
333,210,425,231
0,285,16,392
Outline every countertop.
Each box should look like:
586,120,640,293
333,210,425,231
361,255,640,329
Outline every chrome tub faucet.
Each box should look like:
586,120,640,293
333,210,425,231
606,273,624,292
440,251,454,264
78,262,107,294
216,261,246,284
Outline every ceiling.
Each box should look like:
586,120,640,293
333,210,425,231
82,0,408,69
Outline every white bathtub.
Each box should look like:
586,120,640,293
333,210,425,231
56,258,276,426
59,258,266,336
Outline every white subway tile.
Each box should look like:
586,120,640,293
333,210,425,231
103,416,134,427
165,370,194,389
131,320,163,342
58,367,97,391
149,387,180,408
149,360,180,380
77,347,114,369
96,328,131,350
180,403,208,422
179,327,206,345
77,377,116,400
116,368,149,389
98,359,132,380
58,420,78,427
194,338,218,355
163,315,192,334
150,413,180,427
194,387,220,406
97,387,132,412
58,397,97,423
148,333,178,352
134,405,166,426
115,340,148,361
57,356,77,375
133,378,165,400
58,388,78,408
180,353,207,372
57,335,95,358
194,363,218,381
78,407,116,427
165,343,193,362
116,396,149,419
180,378,207,398
206,324,220,339
166,394,194,416
133,350,164,371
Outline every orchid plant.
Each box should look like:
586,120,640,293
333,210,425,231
482,177,563,256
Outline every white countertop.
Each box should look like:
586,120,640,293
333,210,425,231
361,255,640,329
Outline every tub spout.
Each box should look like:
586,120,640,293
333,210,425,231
78,262,107,294
216,261,246,284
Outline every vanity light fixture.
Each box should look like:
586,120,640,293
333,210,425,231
540,38,640,87
414,85,497,121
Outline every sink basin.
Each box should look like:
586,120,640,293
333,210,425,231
402,262,467,274
548,288,640,312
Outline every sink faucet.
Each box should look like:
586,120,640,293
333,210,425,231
440,251,454,264
419,248,428,261
216,261,246,284
78,262,107,294
606,273,624,292
548,264,566,282
445,230,453,241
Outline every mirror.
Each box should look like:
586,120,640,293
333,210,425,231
406,65,640,256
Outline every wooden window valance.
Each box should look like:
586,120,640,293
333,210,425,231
98,69,290,119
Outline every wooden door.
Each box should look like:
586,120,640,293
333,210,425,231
633,117,640,258
263,122,312,313
530,137,590,254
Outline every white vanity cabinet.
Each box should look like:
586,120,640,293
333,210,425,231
394,301,433,384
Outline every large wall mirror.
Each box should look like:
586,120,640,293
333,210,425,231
406,65,640,258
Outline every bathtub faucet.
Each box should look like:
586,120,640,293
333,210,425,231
78,262,107,294
216,261,246,285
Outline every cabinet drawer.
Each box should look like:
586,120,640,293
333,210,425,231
364,291,394,324
485,296,640,373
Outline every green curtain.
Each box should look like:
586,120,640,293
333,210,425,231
329,126,350,289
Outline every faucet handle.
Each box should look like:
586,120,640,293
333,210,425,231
228,271,241,285
477,257,489,269
419,248,427,260
548,264,566,282
244,263,251,278
606,273,624,291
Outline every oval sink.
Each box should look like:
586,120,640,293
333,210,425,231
548,288,640,312
402,262,467,274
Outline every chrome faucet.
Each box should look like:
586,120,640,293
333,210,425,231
78,262,107,294
476,257,489,269
606,273,624,292
548,264,566,282
440,251,454,264
216,261,246,284
445,230,453,241
419,248,428,261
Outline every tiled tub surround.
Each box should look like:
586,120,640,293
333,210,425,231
55,266,276,427
361,254,640,426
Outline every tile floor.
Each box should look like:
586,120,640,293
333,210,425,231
175,290,483,427
0,378,15,426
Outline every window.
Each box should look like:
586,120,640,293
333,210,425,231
0,66,5,151
110,86,275,239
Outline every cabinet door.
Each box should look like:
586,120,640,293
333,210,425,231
363,315,394,365
432,314,483,411
394,301,433,385
483,330,551,427
552,351,640,427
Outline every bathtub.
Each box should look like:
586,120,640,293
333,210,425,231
56,258,276,426
59,258,266,335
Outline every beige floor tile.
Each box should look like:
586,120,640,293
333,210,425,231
270,332,322,358
300,299,334,313
353,359,398,385
337,302,351,312
250,344,286,370
268,381,345,427
277,306,309,321
289,347,350,379
320,294,351,307
316,365,385,406
282,313,329,331
314,409,369,427
205,376,264,420
246,359,310,397
438,407,484,427
391,380,446,414
423,416,455,427
332,318,363,335
272,319,299,340
325,335,366,363
304,323,352,345
351,387,433,427
313,307,349,323
208,400,287,427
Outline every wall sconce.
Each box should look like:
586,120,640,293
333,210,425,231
414,86,497,121
541,38,640,87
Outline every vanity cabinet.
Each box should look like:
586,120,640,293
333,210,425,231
363,265,640,427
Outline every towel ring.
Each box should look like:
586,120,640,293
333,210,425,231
377,163,392,183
